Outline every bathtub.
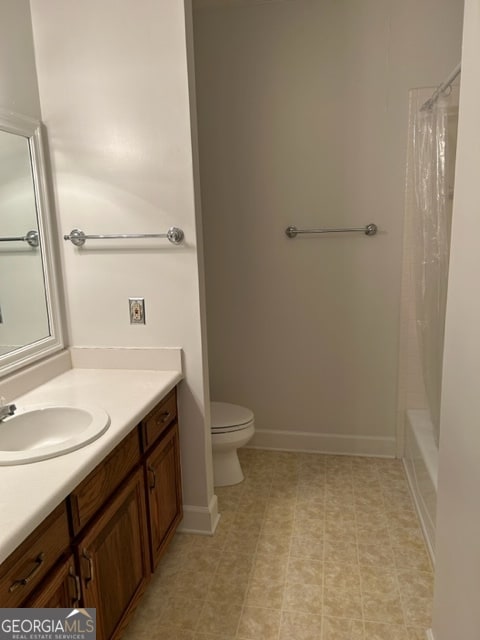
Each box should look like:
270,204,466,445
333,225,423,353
403,409,438,563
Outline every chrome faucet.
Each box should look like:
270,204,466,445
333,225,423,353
0,402,16,422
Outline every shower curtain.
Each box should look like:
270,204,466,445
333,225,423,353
407,87,458,446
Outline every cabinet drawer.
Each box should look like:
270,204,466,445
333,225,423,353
140,389,177,452
69,429,141,536
0,503,70,608
26,554,79,608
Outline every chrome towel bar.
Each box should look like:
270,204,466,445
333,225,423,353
63,227,184,247
0,230,39,247
285,223,377,238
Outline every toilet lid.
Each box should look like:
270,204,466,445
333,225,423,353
211,402,254,431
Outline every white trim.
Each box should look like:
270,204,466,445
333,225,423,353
403,450,436,566
0,112,65,377
194,0,291,8
249,428,396,457
178,493,220,535
426,629,435,640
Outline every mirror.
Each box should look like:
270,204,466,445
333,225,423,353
0,110,63,375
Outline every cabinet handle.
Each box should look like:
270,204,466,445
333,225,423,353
156,411,171,425
8,553,45,592
147,465,156,489
68,568,81,606
82,549,94,586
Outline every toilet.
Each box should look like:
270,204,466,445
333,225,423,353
210,401,255,486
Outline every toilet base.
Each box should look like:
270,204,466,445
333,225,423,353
213,448,245,486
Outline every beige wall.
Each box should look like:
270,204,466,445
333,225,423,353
0,1,40,117
432,0,480,636
193,0,463,454
0,2,49,358
29,0,215,531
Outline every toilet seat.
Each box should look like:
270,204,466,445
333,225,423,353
211,402,254,434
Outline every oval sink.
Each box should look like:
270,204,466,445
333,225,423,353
0,403,110,465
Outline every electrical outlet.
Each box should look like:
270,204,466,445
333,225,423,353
129,298,145,324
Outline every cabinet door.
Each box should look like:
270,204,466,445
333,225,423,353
145,422,183,570
77,469,150,640
26,554,80,608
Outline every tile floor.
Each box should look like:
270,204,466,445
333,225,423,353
123,449,433,640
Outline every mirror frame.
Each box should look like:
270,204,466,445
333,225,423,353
0,109,64,377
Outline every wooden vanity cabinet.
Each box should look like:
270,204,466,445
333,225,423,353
76,468,150,640
145,421,182,570
140,388,182,570
0,386,182,640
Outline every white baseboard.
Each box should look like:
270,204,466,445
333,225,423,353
178,493,220,535
249,429,396,457
426,629,435,640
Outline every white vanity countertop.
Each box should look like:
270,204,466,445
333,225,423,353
0,367,182,564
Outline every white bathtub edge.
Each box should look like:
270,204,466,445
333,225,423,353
403,408,438,566
403,457,435,566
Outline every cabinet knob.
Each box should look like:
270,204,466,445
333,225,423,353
156,411,171,425
8,553,45,592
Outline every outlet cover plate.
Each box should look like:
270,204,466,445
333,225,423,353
129,298,145,324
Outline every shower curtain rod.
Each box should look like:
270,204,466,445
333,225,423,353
421,62,461,111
